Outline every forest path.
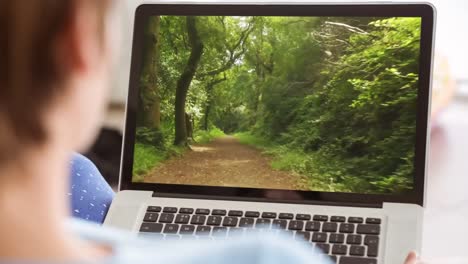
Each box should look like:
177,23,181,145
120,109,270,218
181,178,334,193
144,135,303,190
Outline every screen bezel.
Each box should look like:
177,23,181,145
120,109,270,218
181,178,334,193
120,3,435,207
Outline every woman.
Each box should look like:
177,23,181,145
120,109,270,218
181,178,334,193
0,0,419,263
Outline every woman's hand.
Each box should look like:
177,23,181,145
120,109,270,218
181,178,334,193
405,251,418,264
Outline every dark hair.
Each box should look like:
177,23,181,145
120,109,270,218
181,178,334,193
0,0,109,163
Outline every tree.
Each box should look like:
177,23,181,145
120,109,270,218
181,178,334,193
174,17,204,146
202,76,226,130
139,16,161,129
197,17,255,131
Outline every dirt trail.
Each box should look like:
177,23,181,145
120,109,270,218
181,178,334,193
144,135,302,190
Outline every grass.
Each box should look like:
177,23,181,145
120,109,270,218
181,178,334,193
132,143,185,182
234,132,314,172
233,132,271,149
270,148,309,172
234,132,306,172
194,127,225,144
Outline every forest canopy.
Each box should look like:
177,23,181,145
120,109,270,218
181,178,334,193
133,15,422,194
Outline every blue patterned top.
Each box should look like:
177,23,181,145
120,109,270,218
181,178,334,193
69,153,115,223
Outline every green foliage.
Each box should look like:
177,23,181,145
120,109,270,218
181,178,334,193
135,127,165,147
282,17,421,193
132,143,185,182
234,132,271,148
132,143,164,182
194,127,225,144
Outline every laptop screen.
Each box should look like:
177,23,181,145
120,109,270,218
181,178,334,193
131,15,422,195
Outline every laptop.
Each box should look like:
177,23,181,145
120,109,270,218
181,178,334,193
104,3,435,264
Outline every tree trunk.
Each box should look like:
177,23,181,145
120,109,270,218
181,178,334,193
203,82,214,131
141,16,161,129
202,77,226,131
174,17,204,146
203,103,211,130
149,98,161,129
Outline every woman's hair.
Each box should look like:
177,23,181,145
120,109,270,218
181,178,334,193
0,0,109,163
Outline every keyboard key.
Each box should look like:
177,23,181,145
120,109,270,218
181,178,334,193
339,256,377,264
332,244,348,255
212,209,227,216
349,245,365,256
229,227,243,235
346,234,362,245
262,227,277,235
163,207,178,213
179,208,194,214
311,232,327,242
212,227,228,237
245,211,260,218
158,213,174,223
339,223,355,233
327,255,337,263
296,214,311,220
295,231,311,241
348,217,363,223
207,216,222,226
140,223,163,233
175,214,190,224
366,218,381,225
147,206,161,212
357,224,380,235
261,212,277,219
331,216,346,222
279,213,294,219
322,222,338,232
255,218,271,228
239,217,255,227
282,230,295,237
288,220,304,230
195,226,211,235
163,224,179,234
367,244,379,257
190,215,206,225
305,221,321,231
365,235,379,257
143,212,158,222
228,210,243,217
222,217,239,227
364,235,379,245
179,225,195,234
272,219,288,229
329,233,345,243
315,243,330,254
195,208,210,215
313,215,328,222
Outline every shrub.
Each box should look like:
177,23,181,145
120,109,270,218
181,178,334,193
135,127,165,148
194,127,225,144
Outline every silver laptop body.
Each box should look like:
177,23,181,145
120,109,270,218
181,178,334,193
105,2,436,264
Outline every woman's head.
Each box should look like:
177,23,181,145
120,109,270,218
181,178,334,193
0,0,114,164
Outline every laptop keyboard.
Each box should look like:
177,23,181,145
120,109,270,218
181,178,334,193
139,206,381,264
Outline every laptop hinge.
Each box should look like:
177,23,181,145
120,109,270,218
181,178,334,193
152,192,383,209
